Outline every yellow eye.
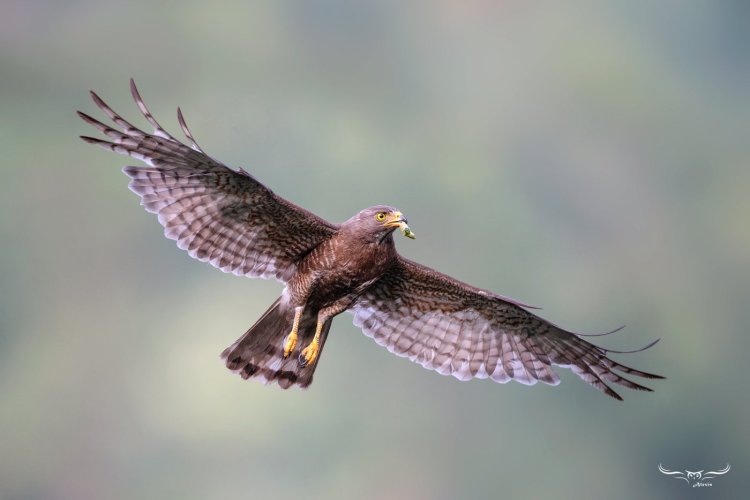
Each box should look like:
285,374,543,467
375,212,386,221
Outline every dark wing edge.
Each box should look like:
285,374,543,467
350,257,664,400
79,79,338,283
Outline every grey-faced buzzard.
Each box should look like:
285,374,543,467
78,80,663,400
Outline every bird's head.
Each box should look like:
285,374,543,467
349,205,415,243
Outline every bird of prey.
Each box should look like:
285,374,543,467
79,80,663,400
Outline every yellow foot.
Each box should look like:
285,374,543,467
283,331,298,358
298,340,320,367
283,307,303,358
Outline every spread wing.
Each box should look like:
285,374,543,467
702,464,731,479
351,257,663,400
79,80,337,283
658,464,689,482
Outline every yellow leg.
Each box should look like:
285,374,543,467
283,307,303,358
299,320,325,367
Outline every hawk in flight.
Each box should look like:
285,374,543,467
79,80,663,400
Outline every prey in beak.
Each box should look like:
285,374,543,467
383,211,416,239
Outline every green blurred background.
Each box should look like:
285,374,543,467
1,1,748,499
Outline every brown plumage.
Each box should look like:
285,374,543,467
79,80,664,400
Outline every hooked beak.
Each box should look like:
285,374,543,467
383,211,406,228
383,211,416,239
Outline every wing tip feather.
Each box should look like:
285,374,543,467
80,135,112,148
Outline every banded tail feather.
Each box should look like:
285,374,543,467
221,296,332,388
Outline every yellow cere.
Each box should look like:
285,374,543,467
399,221,416,239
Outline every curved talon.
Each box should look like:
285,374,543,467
283,331,298,358
298,319,325,367
298,340,320,367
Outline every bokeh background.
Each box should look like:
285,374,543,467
2,1,749,499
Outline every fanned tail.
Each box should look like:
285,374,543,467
221,296,331,388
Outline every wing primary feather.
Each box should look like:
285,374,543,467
575,325,627,337
129,78,178,141
80,135,119,150
598,337,661,354
177,107,205,153
77,111,123,139
89,90,147,136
